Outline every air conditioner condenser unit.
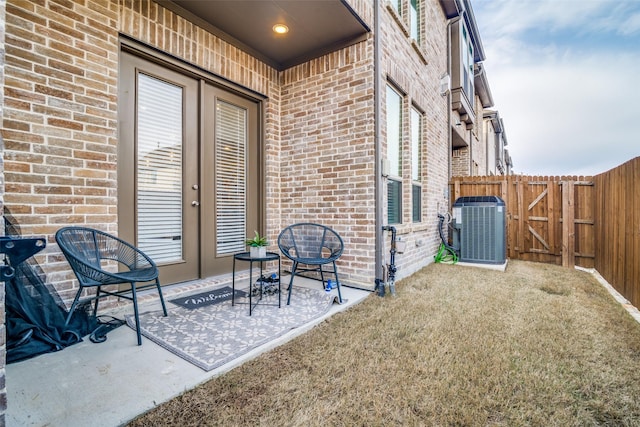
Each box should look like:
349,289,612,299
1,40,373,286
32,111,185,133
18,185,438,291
452,196,506,264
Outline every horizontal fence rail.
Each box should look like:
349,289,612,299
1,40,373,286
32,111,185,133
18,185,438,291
450,156,640,309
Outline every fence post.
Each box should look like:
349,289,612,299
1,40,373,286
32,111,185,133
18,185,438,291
517,177,525,255
562,180,575,268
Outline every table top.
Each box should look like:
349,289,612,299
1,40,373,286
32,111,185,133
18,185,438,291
234,251,280,262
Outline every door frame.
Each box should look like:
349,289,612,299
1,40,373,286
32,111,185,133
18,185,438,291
118,37,267,283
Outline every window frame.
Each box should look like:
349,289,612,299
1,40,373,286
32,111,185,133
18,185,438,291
410,105,423,223
461,23,474,102
390,0,402,16
410,0,420,43
386,83,404,225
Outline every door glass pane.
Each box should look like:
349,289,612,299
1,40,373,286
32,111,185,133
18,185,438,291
216,100,247,255
136,73,183,263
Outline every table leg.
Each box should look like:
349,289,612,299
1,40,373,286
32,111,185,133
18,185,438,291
232,256,236,307
249,261,253,315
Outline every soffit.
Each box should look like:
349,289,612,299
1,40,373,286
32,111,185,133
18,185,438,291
160,0,370,71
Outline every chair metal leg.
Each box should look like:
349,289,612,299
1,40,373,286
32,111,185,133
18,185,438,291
93,286,101,317
130,282,142,345
64,288,83,326
333,261,343,303
155,278,168,316
287,261,298,305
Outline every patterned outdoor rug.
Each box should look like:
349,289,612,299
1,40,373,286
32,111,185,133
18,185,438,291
126,286,339,371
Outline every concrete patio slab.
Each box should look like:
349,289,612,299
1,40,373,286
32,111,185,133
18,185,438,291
6,275,371,426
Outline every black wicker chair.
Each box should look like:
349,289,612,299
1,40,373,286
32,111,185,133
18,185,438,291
55,227,167,345
278,223,344,305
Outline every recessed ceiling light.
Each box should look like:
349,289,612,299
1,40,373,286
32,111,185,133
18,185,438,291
273,24,289,34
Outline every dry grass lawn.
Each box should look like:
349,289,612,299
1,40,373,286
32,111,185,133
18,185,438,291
128,260,640,426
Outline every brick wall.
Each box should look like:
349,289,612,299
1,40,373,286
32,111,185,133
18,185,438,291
378,0,450,278
2,0,452,336
3,0,120,302
278,0,451,285
2,0,281,300
280,41,376,286
277,0,377,286
0,0,6,422
473,95,487,174
451,147,469,176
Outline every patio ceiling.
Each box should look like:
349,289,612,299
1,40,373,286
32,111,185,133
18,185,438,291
158,0,371,71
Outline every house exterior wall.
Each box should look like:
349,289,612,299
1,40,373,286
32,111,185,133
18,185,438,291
2,0,281,300
485,118,498,175
274,0,451,284
449,88,491,177
3,0,121,303
0,0,6,422
473,94,487,174
1,0,453,417
280,43,377,286
380,1,450,277
3,0,452,294
451,147,469,176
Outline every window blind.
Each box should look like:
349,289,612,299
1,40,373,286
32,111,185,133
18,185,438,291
136,73,184,263
388,179,402,225
215,100,247,255
412,184,421,223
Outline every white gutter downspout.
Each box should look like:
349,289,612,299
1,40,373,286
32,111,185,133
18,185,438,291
374,0,384,291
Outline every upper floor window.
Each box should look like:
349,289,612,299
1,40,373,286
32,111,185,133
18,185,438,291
410,0,420,42
390,0,401,16
461,24,474,101
386,84,402,178
411,106,422,222
386,84,403,224
411,106,422,182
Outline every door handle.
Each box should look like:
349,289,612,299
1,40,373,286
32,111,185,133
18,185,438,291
191,201,200,207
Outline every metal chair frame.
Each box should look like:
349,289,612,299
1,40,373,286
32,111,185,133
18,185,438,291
55,227,168,345
278,223,344,304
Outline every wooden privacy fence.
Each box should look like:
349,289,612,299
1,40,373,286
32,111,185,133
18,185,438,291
450,175,595,268
449,156,640,309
